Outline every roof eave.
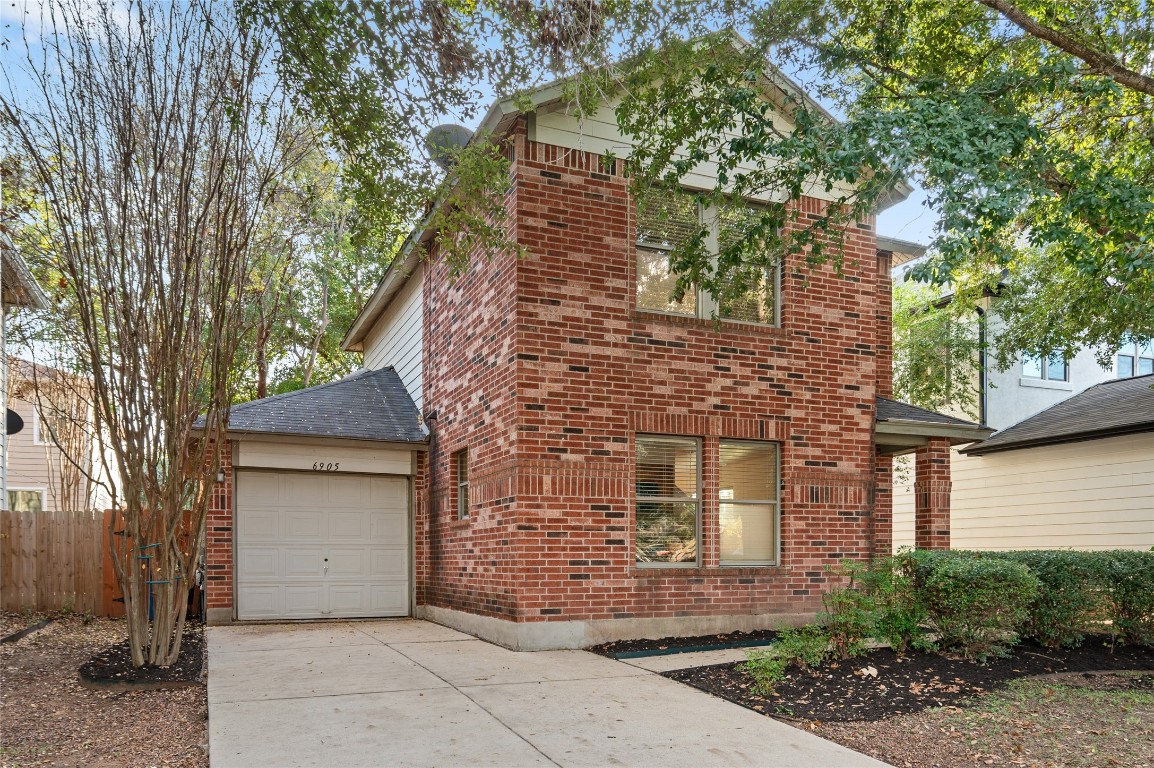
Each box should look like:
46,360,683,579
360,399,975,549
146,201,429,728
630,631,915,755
876,419,995,442
962,422,1154,456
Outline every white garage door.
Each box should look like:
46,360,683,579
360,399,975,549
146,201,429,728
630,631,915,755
236,471,409,620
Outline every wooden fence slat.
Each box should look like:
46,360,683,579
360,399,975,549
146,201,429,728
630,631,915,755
0,509,112,616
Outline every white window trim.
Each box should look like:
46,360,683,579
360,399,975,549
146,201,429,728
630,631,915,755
32,410,47,445
7,487,47,513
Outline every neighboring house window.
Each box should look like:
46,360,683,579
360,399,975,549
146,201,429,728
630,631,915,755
719,440,780,566
8,490,44,513
635,435,699,566
636,190,781,325
1117,341,1154,378
454,450,469,519
1021,353,1068,382
32,407,70,446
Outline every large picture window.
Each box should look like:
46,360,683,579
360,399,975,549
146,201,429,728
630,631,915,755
636,189,781,325
635,435,700,566
719,440,780,566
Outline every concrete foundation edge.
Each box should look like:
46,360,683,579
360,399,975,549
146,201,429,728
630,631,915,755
206,608,233,626
414,604,816,651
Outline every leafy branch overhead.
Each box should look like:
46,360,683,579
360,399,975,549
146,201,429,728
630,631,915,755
252,0,1152,361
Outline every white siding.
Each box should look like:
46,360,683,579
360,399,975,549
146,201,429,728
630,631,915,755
530,98,857,205
362,266,423,409
893,432,1154,552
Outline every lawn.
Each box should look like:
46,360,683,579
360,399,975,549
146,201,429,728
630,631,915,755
0,611,206,768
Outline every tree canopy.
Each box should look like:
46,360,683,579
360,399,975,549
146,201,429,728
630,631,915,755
249,0,1152,364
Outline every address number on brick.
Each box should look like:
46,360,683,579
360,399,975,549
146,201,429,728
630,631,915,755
311,462,341,471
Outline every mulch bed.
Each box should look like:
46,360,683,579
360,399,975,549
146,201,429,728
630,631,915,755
664,635,1154,722
78,622,205,690
587,629,780,657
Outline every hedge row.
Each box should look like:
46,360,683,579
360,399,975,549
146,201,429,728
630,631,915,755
897,548,1154,659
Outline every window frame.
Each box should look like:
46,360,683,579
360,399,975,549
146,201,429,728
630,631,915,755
634,434,702,569
634,191,782,327
7,488,46,513
1117,341,1154,378
454,449,469,520
718,439,781,568
1021,352,1069,382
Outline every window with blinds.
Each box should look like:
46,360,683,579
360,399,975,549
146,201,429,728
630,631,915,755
635,190,699,316
635,435,700,565
718,440,779,565
717,204,780,325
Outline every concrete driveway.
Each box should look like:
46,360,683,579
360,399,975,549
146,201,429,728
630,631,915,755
208,620,888,768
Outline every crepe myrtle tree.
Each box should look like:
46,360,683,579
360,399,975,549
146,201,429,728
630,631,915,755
250,0,1152,361
1,0,309,666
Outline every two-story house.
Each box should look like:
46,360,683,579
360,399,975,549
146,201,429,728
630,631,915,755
203,69,991,648
886,242,1154,551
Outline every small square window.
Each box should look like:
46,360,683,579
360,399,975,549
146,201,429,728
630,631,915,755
454,450,469,519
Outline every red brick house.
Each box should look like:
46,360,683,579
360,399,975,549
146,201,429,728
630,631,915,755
203,73,992,648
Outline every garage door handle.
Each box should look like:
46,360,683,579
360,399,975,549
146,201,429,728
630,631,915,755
323,565,328,575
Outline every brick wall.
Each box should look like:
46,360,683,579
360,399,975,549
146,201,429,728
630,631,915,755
914,437,952,550
420,122,894,626
204,441,234,615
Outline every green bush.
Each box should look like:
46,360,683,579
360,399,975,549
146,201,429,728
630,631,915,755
1100,549,1154,645
817,560,874,660
988,550,1109,649
744,624,832,694
907,550,1040,661
865,553,935,654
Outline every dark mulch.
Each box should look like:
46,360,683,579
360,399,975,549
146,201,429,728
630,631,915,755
78,622,204,688
664,635,1154,722
587,628,780,657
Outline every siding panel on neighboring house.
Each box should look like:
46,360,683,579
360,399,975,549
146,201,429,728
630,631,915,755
362,265,424,409
894,433,1154,551
6,399,57,512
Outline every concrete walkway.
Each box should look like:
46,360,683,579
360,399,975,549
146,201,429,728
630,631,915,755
208,620,888,768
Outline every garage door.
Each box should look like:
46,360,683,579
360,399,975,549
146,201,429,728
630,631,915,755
235,471,409,620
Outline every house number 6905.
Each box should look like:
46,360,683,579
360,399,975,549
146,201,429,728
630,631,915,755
312,462,340,471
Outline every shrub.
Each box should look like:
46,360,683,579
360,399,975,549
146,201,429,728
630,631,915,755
907,550,1040,661
818,560,874,660
990,550,1109,649
744,624,831,694
866,553,934,654
1100,549,1154,646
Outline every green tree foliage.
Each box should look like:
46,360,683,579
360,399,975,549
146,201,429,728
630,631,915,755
892,281,981,419
250,0,1152,360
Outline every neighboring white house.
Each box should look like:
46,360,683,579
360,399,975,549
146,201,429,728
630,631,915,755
884,236,1154,551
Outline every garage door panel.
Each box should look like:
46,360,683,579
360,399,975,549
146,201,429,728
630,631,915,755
283,548,325,578
283,585,325,616
370,511,408,545
370,548,408,578
237,472,283,506
284,510,324,539
328,511,369,539
238,548,279,580
241,510,280,541
236,469,410,621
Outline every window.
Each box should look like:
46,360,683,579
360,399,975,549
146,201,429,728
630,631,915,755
454,450,469,519
635,436,699,565
8,490,44,513
1117,341,1154,378
32,407,71,446
636,190,781,325
1022,353,1068,382
719,440,780,566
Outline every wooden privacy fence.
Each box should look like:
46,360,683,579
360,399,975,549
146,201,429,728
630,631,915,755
0,508,105,616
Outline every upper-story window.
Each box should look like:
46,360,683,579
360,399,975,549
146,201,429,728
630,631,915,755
1117,341,1154,378
1021,353,1068,382
635,190,781,325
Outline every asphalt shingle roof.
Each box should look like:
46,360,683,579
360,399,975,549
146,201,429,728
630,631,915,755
876,397,981,427
216,367,426,443
964,374,1154,455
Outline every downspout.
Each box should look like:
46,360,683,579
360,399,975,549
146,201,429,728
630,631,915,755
975,306,988,427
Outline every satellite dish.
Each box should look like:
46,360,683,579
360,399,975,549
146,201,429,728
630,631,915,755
7,409,24,436
425,124,473,170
